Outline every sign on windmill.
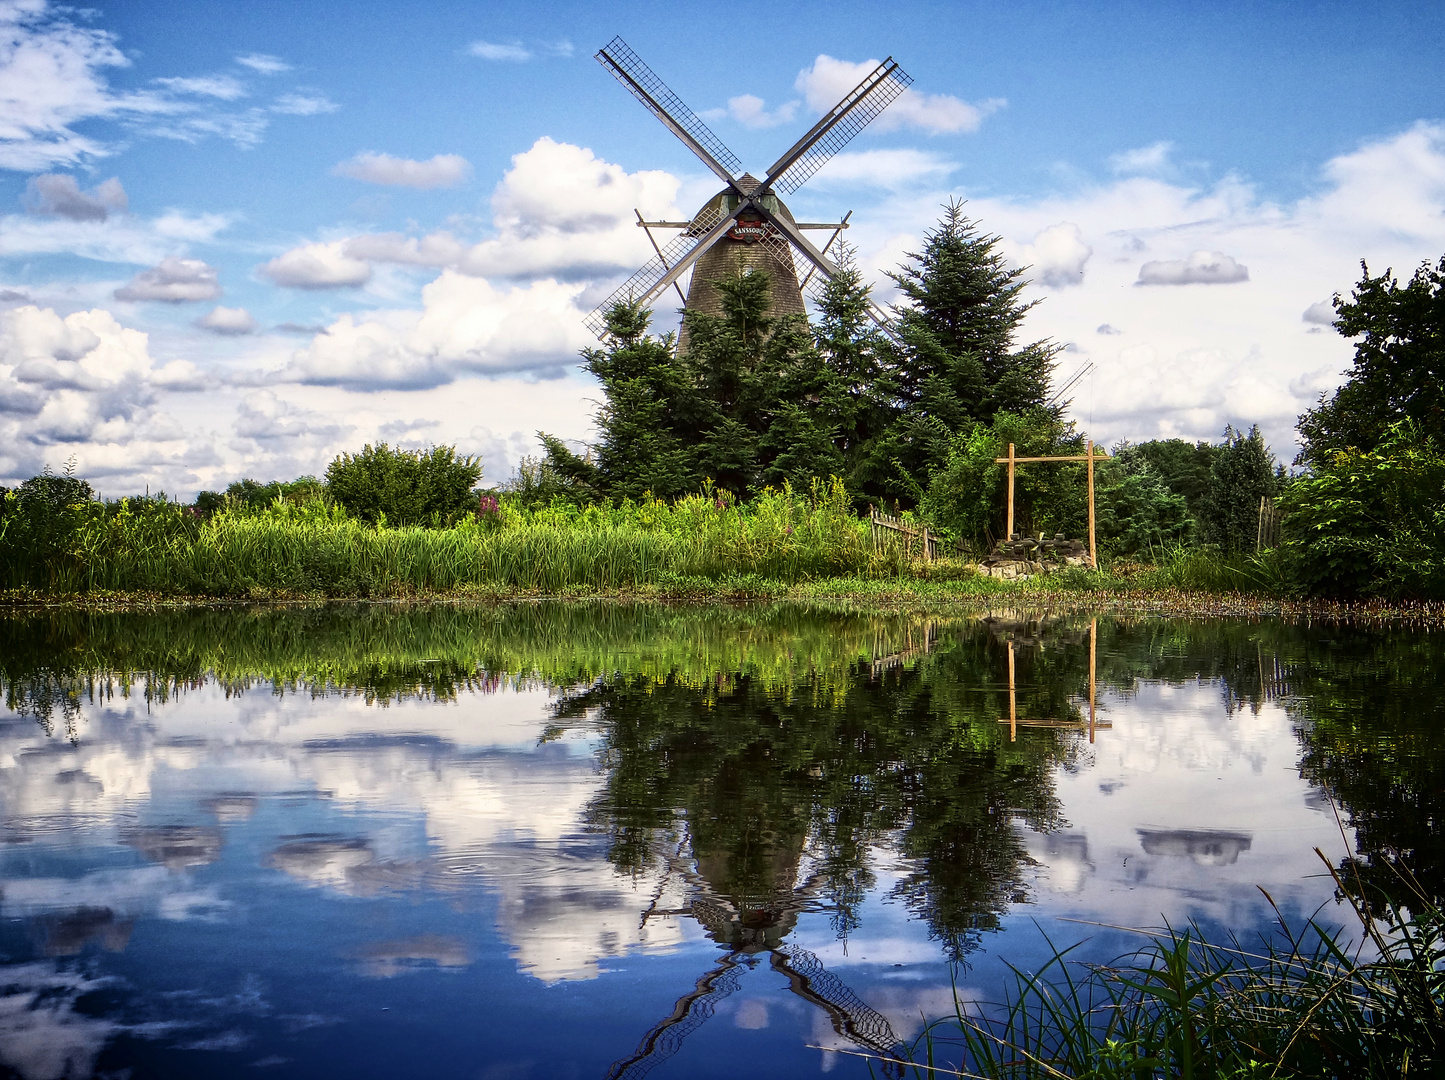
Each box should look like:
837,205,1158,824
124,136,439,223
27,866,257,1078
587,37,909,344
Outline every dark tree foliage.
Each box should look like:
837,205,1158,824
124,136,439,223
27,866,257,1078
883,201,1061,493
1199,425,1282,554
1094,443,1192,556
1298,255,1445,465
198,476,326,516
0,464,96,589
324,443,481,526
1127,439,1219,529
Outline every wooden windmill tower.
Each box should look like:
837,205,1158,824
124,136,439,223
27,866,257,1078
586,37,911,343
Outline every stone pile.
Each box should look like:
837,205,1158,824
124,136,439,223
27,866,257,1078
978,532,1089,580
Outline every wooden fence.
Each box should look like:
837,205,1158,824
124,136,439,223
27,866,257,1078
869,508,944,562
1256,496,1283,552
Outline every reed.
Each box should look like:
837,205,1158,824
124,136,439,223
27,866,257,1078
3,478,895,598
908,851,1443,1079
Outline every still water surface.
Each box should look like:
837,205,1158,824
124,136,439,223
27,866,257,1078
0,604,1439,1078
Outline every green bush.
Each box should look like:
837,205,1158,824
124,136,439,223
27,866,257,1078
324,443,481,527
1199,425,1283,554
1279,421,1445,598
921,409,1086,551
1094,443,1192,556
0,466,96,589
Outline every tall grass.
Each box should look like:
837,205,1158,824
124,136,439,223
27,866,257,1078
910,850,1443,1079
1119,545,1293,597
3,478,894,597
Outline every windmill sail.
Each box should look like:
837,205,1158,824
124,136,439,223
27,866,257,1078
767,59,913,195
596,37,743,182
583,202,725,337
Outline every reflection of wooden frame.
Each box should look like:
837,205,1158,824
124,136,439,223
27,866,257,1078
999,618,1109,742
993,441,1110,568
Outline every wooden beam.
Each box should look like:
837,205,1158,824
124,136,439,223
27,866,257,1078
1088,618,1097,743
1006,443,1016,539
1008,641,1016,742
992,453,1110,463
1087,438,1097,569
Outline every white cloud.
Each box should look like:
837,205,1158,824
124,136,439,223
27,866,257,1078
114,256,221,302
1302,301,1334,325
801,148,957,191
1137,250,1250,285
333,151,472,188
235,53,290,75
0,3,321,168
469,40,530,62
23,174,127,221
1110,141,1174,176
1012,222,1093,288
153,74,246,100
795,55,1003,135
725,94,799,129
259,241,372,289
197,306,256,335
285,272,592,389
271,92,338,116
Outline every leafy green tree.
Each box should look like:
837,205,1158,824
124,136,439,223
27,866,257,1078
1298,256,1445,465
1127,439,1219,532
921,409,1085,549
1094,443,1192,556
324,443,481,526
1279,420,1445,598
1199,425,1281,554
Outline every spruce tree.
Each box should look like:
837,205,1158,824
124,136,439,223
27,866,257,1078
882,201,1061,497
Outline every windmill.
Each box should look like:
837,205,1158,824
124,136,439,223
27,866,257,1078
586,37,912,343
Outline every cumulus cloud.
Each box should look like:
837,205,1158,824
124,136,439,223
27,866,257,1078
1097,324,1123,335
1302,301,1334,324
1137,251,1250,285
197,306,256,335
22,174,127,221
259,241,372,288
235,53,290,75
469,40,530,61
268,138,677,287
1110,141,1174,175
114,256,221,302
285,272,592,390
795,56,1003,135
1013,222,1092,288
333,151,472,188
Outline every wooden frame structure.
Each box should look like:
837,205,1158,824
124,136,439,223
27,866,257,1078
1000,619,1108,743
994,441,1110,568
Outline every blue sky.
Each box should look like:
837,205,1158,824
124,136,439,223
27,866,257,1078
2,0,1444,494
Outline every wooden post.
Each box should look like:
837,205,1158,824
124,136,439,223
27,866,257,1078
1256,495,1266,553
1086,439,1097,569
1008,640,1017,742
1006,443,1016,539
1088,618,1097,744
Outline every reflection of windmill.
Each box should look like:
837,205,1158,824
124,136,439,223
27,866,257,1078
587,37,911,342
605,830,908,1080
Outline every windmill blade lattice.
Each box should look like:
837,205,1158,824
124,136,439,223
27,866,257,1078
584,202,724,337
596,37,743,179
769,60,913,195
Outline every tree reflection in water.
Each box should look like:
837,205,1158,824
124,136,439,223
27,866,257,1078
2,601,1443,1070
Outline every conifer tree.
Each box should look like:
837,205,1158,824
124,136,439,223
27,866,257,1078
883,201,1061,495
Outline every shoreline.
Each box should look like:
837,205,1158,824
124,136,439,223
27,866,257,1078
3,575,1442,625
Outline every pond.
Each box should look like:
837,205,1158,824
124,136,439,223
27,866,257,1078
0,604,1440,1079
